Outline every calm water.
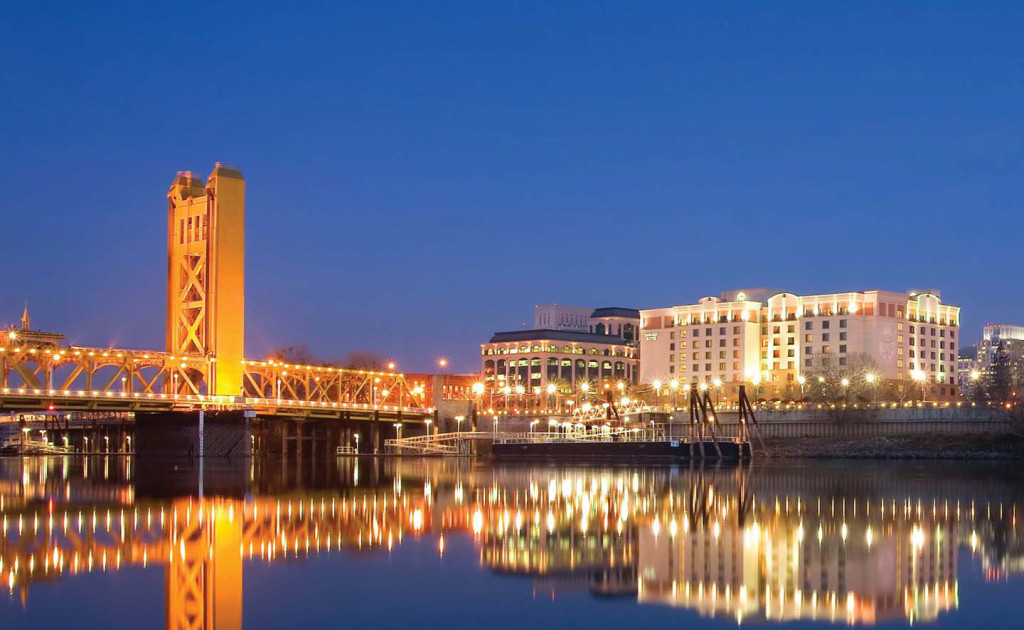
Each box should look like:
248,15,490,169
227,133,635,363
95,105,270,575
1,456,1022,629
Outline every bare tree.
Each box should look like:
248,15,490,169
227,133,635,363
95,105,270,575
340,350,387,371
266,345,317,364
803,352,880,421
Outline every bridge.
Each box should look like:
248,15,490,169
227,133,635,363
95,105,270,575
1,164,436,437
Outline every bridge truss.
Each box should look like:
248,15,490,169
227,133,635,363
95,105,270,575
0,337,432,419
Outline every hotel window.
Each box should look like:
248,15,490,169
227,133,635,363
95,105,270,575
897,323,904,331
705,340,712,348
719,339,726,347
804,334,812,342
733,350,740,358
680,353,688,360
787,337,795,345
719,363,726,371
719,351,726,359
733,362,741,370
733,326,740,334
669,354,674,362
693,329,699,337
719,327,726,335
900,348,905,356
705,363,712,371
805,358,813,367
705,352,711,359
909,349,914,357
897,335,903,343
839,345,847,353
822,333,830,342
733,338,740,346
787,349,795,357
773,326,780,334
693,364,699,372
669,343,675,351
909,338,915,346
839,332,847,340
805,346,812,354
822,321,830,329
898,360,904,368
840,319,847,328
839,357,848,366
705,328,712,336
804,322,812,331
669,366,675,373
822,345,831,353
788,324,795,333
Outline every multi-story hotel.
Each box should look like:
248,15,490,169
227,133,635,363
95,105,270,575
640,288,961,400
480,304,640,395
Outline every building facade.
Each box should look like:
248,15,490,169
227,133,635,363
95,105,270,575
640,288,961,401
481,305,640,396
972,323,1024,390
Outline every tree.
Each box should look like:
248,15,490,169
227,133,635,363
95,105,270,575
987,341,1012,405
340,350,387,371
267,345,317,364
803,352,880,421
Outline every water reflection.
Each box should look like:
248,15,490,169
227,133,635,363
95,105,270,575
1,456,1022,628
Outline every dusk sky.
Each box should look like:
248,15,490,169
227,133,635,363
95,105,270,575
3,1,1023,373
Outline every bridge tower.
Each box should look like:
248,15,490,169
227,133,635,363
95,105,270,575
167,164,246,397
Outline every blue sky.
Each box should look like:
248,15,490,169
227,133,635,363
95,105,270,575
2,1,1022,371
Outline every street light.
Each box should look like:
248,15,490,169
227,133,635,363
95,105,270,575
455,415,465,433
797,375,807,400
865,373,877,404
669,379,679,411
712,378,723,406
911,369,927,402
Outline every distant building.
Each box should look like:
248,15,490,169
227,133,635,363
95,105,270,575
640,288,961,401
480,305,640,398
974,323,1024,385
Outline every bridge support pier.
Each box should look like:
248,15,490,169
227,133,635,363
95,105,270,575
136,411,252,459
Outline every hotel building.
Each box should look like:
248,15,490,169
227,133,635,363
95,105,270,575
640,288,961,400
480,305,640,395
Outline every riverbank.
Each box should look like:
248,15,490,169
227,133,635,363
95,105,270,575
764,433,1024,459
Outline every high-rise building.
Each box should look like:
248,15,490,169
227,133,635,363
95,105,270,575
974,323,1024,384
640,288,961,400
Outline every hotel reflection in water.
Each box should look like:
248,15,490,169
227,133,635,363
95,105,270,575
1,457,1021,628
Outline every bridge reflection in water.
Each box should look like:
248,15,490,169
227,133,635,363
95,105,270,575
1,457,1021,628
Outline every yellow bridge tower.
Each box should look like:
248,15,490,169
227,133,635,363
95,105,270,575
167,163,246,397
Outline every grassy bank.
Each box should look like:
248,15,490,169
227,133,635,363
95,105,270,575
764,433,1024,459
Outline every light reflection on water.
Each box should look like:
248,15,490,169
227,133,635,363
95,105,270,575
0,456,1022,628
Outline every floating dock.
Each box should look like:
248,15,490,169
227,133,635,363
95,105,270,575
492,437,751,462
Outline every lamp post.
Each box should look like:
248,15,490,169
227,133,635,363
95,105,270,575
911,370,927,402
546,383,556,410
455,415,465,433
669,379,679,411
865,373,877,405
797,375,807,400
713,378,723,406
652,379,662,410
425,418,433,436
